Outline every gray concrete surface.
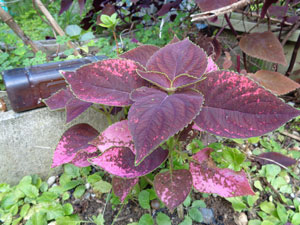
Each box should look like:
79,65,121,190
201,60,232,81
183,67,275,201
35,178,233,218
0,92,109,185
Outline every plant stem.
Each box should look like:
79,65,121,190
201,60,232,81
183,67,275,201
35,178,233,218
91,105,113,125
144,176,154,186
112,30,120,56
111,203,125,225
286,31,300,76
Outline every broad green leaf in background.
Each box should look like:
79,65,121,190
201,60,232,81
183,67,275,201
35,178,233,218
138,214,154,225
138,190,150,209
65,25,82,37
188,207,203,222
156,212,171,225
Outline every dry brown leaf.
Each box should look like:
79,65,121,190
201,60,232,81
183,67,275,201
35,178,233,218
249,70,300,95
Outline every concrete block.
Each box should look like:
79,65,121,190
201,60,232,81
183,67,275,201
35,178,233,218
0,92,108,185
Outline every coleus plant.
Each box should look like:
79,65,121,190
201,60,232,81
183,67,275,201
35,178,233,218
45,36,300,211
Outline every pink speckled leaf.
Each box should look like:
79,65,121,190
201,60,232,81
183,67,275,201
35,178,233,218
154,170,192,211
71,149,99,167
62,59,147,106
91,147,168,178
90,120,134,154
256,152,297,167
195,0,237,11
239,31,287,65
120,45,160,67
194,70,300,138
44,87,92,123
112,177,139,202
146,39,207,81
129,87,204,164
136,70,171,89
52,124,99,168
190,148,255,197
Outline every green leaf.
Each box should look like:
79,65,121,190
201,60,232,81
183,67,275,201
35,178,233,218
183,195,191,207
93,180,112,194
226,197,247,212
146,189,157,200
138,214,154,225
261,221,275,225
12,217,22,225
87,173,102,184
30,212,47,225
60,174,72,186
248,137,260,144
9,204,18,216
292,213,300,225
63,179,83,191
188,207,203,222
65,25,82,37
156,212,171,225
49,185,64,195
56,215,80,225
138,190,150,210
19,176,32,185
80,32,95,42
62,192,70,201
45,203,65,220
247,194,259,207
191,200,206,208
63,203,73,215
92,213,105,225
248,220,262,225
64,164,80,178
178,215,192,225
254,180,263,191
260,201,275,214
0,183,10,192
39,182,48,193
20,204,30,217
1,194,18,210
276,203,287,223
74,185,86,199
19,184,39,198
80,167,91,177
37,192,58,203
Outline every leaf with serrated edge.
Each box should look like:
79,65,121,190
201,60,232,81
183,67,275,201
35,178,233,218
52,124,99,168
120,45,160,67
129,87,204,164
190,148,255,197
194,70,300,138
44,87,92,123
172,74,202,89
239,31,287,65
146,38,207,81
62,59,147,106
154,170,192,211
89,120,135,154
112,177,139,202
91,147,168,178
44,88,72,110
136,70,171,89
249,70,300,96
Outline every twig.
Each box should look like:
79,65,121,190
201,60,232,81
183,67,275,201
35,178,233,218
285,31,300,76
191,0,251,22
279,130,300,142
281,20,300,47
143,176,154,186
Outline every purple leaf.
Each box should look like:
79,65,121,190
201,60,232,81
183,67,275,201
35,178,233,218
146,39,207,81
136,70,171,89
194,71,300,138
78,0,86,14
195,0,237,12
91,147,168,178
157,0,183,16
90,120,135,153
62,59,147,106
44,88,73,110
129,87,204,164
154,170,192,211
120,45,160,67
190,148,255,197
52,124,99,168
112,177,139,202
59,0,74,15
261,0,278,18
71,150,99,167
44,87,92,123
65,98,92,123
256,152,297,167
169,35,180,44
172,74,201,89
